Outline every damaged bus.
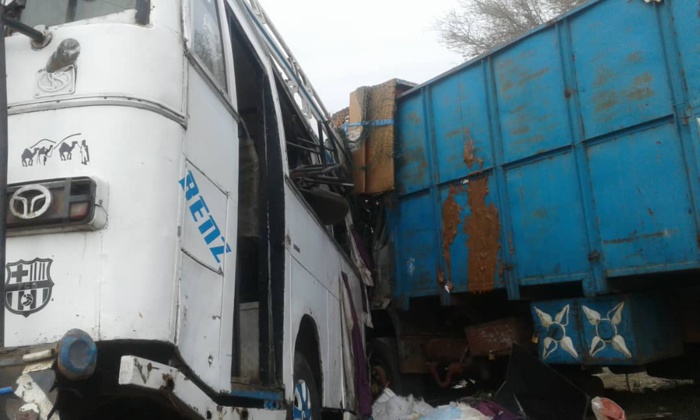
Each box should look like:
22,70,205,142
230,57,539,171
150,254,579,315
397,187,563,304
0,0,370,418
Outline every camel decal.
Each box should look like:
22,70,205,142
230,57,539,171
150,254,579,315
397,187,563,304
21,148,37,167
19,133,90,167
59,141,78,160
21,145,52,166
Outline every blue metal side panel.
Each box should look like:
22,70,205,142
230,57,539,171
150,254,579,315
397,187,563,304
391,0,700,304
395,95,430,196
506,154,590,285
569,1,673,140
493,29,571,163
392,192,440,300
587,123,699,274
430,67,494,181
670,1,700,109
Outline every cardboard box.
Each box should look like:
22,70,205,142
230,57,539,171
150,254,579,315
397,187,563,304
346,79,414,195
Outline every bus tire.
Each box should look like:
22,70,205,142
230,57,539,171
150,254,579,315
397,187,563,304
292,351,321,420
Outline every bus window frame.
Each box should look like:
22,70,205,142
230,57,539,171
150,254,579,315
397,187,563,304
15,0,151,29
183,0,231,96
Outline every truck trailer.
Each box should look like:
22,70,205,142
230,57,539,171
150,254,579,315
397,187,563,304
359,0,700,396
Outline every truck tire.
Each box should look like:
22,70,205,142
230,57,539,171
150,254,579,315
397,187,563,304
369,338,403,396
292,352,321,420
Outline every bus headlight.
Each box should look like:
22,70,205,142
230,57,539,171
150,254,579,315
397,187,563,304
6,177,107,234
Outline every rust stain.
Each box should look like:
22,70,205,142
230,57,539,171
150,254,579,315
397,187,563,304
627,87,653,101
441,185,463,290
510,125,530,136
501,79,514,93
627,52,643,64
465,178,501,293
594,67,614,87
437,269,446,286
516,68,550,88
594,91,619,113
633,73,652,86
463,139,475,168
603,230,667,245
508,234,515,255
407,111,422,125
445,129,462,139
501,65,550,94
463,129,483,170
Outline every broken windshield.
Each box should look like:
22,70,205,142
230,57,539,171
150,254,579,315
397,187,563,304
19,0,137,28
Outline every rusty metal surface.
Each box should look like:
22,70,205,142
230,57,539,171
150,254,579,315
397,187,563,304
465,177,501,293
466,317,532,357
440,185,463,290
424,338,469,363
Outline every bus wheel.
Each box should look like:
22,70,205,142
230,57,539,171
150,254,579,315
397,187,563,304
293,352,320,420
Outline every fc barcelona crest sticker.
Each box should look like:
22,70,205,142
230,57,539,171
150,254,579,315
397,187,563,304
5,258,54,317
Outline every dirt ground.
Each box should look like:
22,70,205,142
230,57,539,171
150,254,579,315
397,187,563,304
594,370,700,419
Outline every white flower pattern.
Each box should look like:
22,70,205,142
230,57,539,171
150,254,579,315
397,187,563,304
582,303,632,359
535,305,579,360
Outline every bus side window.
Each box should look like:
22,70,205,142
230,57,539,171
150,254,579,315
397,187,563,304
276,81,350,227
191,0,227,89
19,0,142,28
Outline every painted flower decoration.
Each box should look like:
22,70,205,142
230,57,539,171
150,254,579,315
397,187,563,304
582,302,632,358
535,305,579,360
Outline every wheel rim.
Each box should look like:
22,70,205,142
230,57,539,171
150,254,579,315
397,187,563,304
292,380,312,419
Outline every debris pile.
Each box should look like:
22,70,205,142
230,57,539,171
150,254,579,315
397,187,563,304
371,388,490,420
370,345,628,420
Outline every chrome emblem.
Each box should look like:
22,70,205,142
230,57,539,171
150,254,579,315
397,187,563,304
10,185,52,220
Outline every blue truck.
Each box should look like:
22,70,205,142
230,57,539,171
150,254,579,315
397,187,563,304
365,0,700,393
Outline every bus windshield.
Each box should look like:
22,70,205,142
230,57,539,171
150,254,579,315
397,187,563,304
19,0,136,28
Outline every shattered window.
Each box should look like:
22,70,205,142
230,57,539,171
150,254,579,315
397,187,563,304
20,0,136,28
192,0,227,89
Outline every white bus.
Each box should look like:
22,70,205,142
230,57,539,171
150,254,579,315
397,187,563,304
0,0,371,419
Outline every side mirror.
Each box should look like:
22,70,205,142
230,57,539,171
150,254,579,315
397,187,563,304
301,188,349,226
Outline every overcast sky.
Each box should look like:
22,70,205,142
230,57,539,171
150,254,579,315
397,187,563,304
258,0,464,113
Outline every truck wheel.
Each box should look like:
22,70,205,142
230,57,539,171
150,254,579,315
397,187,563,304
369,338,403,397
293,352,321,420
